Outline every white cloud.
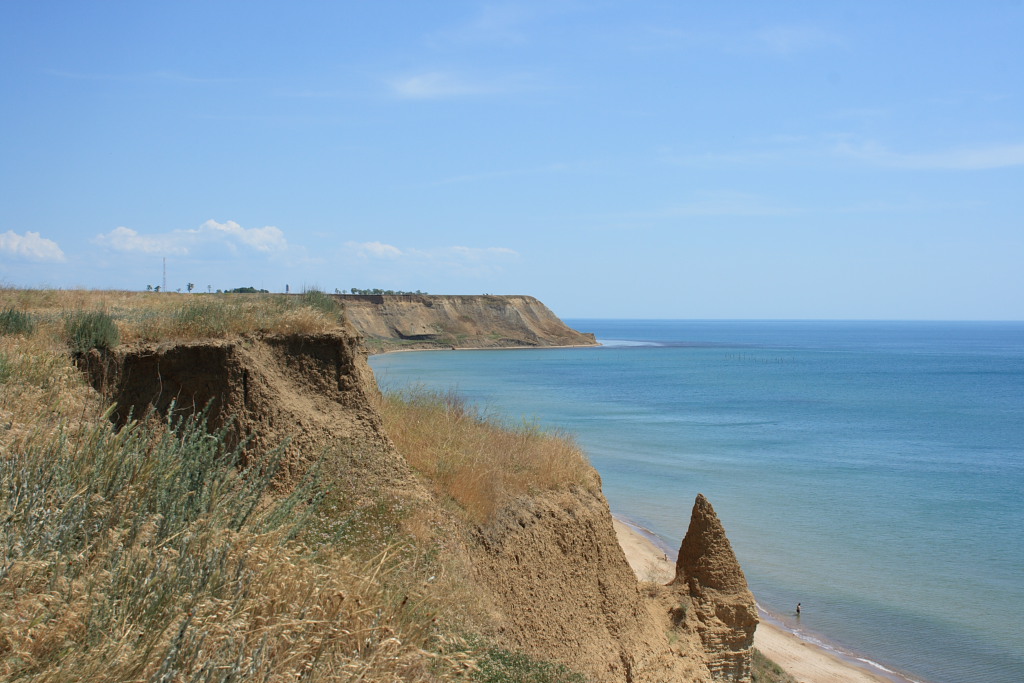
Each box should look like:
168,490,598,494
191,220,286,253
347,241,404,259
94,220,289,258
0,231,66,262
835,141,1024,170
94,226,187,255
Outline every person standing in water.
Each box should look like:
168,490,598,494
796,603,802,616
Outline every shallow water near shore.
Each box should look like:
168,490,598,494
370,320,1024,683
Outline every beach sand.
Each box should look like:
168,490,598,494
612,518,906,683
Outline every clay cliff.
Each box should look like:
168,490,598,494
338,294,597,351
76,316,756,682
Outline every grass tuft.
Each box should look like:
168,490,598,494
300,287,342,316
63,309,120,352
471,644,587,682
0,308,34,336
752,648,798,683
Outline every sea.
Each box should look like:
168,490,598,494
368,320,1024,683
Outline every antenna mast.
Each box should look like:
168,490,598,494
162,257,167,292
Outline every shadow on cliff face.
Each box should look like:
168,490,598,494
74,333,396,481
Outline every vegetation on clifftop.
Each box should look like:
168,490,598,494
0,288,594,682
0,288,346,345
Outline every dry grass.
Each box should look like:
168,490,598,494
0,295,474,682
0,330,101,449
0,390,470,683
0,287,346,345
376,389,594,524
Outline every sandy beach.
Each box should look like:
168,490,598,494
612,518,909,683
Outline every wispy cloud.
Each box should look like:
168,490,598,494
0,231,66,262
661,148,795,167
638,192,803,218
348,241,403,260
388,70,519,99
659,136,821,167
344,241,519,276
46,69,242,84
643,23,843,55
94,226,188,255
428,161,596,186
427,4,534,46
94,220,289,258
835,140,1024,170
755,25,843,54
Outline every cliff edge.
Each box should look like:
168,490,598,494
338,294,597,351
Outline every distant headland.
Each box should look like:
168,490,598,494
337,293,598,352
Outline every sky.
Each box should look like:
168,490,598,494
1,1,1022,319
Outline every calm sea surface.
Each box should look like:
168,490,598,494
369,320,1024,683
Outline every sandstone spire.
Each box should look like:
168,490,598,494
673,493,758,683
675,493,750,595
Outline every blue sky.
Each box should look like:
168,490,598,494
1,1,1021,319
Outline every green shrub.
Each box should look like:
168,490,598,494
64,310,120,352
0,307,34,336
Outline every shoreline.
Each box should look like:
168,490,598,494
367,341,602,355
612,516,925,683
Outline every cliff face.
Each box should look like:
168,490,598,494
469,486,717,682
76,320,756,683
338,294,597,350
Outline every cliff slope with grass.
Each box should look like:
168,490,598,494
1,289,757,682
338,294,597,351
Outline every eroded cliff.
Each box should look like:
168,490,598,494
338,294,597,351
76,319,756,682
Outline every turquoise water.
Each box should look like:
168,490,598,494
369,321,1024,683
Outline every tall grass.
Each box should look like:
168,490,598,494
0,308,34,336
0,408,468,682
377,389,594,524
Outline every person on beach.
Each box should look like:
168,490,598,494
796,602,801,616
